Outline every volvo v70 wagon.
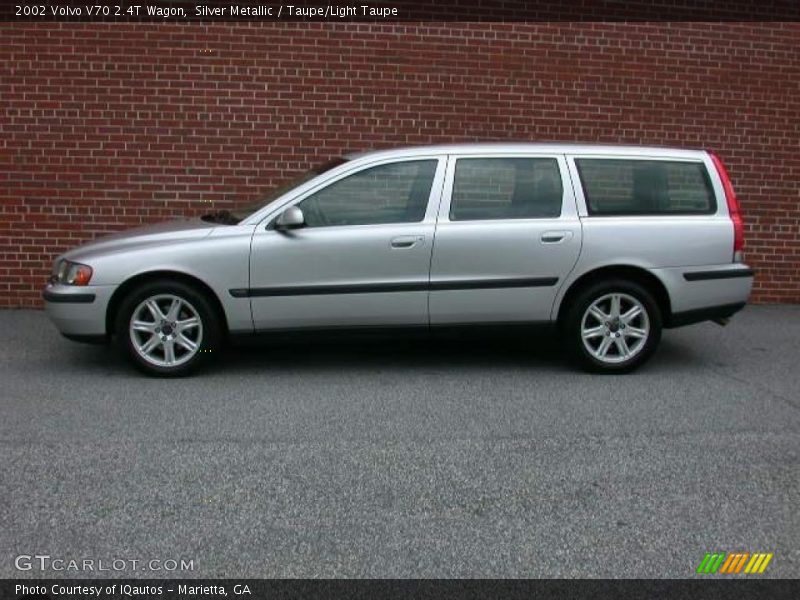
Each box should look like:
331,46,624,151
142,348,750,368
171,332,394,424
43,143,753,376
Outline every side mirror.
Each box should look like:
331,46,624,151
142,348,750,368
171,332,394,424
274,206,305,231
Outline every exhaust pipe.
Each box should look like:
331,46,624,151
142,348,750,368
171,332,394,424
712,317,731,326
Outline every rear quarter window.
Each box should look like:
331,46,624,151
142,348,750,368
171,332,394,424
575,159,716,215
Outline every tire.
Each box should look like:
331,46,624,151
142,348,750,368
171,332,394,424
565,279,662,374
115,279,221,377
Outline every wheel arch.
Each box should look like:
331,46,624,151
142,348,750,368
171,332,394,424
555,265,672,328
106,270,229,338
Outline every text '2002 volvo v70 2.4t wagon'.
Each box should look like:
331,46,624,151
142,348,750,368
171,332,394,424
43,143,753,376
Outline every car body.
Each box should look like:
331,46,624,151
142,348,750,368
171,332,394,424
43,143,753,375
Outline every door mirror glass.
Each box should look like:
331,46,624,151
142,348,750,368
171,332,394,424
274,206,305,231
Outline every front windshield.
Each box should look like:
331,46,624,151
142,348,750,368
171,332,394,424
228,157,348,222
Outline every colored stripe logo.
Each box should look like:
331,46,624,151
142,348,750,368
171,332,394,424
697,552,773,574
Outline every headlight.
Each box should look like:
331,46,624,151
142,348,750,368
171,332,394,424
51,259,93,286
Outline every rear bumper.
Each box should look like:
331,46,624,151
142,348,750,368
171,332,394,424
667,301,746,328
42,283,116,337
651,263,753,327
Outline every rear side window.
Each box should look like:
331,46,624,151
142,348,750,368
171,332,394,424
575,159,716,215
450,157,563,221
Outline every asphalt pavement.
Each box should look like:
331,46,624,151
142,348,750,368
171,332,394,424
0,306,798,578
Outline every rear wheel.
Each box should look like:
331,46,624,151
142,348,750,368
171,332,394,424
566,279,662,373
116,280,221,376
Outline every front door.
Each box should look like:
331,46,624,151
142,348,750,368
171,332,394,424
248,157,445,330
429,154,582,324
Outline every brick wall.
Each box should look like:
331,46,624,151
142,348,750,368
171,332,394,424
1,22,798,307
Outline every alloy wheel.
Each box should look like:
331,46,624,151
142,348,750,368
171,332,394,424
580,292,650,364
129,294,204,368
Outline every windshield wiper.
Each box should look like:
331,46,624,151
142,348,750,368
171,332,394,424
200,210,239,225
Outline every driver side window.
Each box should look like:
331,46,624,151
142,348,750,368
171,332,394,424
298,160,437,227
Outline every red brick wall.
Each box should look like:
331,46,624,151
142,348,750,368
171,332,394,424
1,22,798,307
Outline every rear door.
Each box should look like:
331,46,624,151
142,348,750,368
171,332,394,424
429,154,581,324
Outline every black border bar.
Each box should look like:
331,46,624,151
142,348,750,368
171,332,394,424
3,0,800,22
684,268,754,282
4,579,800,600
229,277,558,298
42,290,96,304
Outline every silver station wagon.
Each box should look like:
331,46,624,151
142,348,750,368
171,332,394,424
43,143,753,376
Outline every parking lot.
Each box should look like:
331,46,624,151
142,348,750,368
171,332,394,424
1,305,798,578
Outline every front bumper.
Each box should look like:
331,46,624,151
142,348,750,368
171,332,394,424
42,283,117,338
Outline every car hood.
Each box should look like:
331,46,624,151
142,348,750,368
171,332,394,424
61,218,216,263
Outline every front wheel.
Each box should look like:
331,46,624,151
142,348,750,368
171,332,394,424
116,280,221,377
566,280,662,373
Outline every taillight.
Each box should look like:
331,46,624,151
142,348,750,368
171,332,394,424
709,150,744,262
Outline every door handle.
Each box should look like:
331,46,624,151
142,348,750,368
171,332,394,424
390,235,425,249
540,231,572,244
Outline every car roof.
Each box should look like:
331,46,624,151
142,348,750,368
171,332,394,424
344,142,708,161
